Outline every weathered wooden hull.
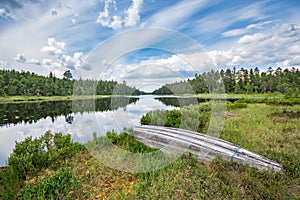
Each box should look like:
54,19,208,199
132,125,283,172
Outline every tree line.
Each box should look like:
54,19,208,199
153,67,300,96
0,69,144,96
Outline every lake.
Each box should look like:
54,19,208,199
0,95,203,166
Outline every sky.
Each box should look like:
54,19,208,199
0,0,300,92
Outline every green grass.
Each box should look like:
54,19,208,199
0,101,299,199
131,102,300,199
0,95,112,103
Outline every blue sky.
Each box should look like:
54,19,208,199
0,0,300,91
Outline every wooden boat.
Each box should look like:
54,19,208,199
132,125,283,172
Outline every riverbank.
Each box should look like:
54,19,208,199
196,92,285,98
0,101,299,199
0,93,296,104
0,95,114,103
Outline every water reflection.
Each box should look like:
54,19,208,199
0,97,139,126
155,96,200,107
0,95,177,166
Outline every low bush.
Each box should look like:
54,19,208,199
227,101,248,109
106,131,156,153
140,103,210,132
18,168,78,199
8,131,85,179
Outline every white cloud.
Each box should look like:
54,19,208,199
60,52,84,69
223,21,277,38
145,0,211,28
40,37,67,57
13,37,85,71
14,53,27,63
42,59,53,65
96,0,122,29
40,38,85,70
99,50,214,91
0,0,97,77
96,0,143,29
208,23,300,68
27,58,41,65
15,53,41,65
124,0,143,27
193,2,268,37
110,15,123,29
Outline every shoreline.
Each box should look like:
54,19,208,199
0,93,298,104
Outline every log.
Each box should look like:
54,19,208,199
132,125,283,172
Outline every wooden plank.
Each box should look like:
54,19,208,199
132,125,283,172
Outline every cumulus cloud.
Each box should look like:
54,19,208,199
97,22,300,87
209,23,300,68
96,0,118,29
39,37,86,70
42,59,52,65
96,0,143,29
124,0,143,27
14,37,85,70
14,53,27,63
41,38,66,57
15,53,40,65
60,52,84,69
27,58,40,65
99,50,214,90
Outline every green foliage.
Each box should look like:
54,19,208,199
165,110,181,128
140,103,210,132
141,109,182,128
0,167,22,200
8,131,85,179
226,101,248,109
140,113,151,125
106,131,155,153
18,168,78,200
153,67,300,95
0,69,143,96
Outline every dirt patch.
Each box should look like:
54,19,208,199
266,101,300,106
269,110,300,119
282,127,297,134
25,168,54,185
225,112,238,117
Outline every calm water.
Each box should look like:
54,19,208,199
0,95,199,166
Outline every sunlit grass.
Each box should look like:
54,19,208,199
0,95,112,103
1,101,299,199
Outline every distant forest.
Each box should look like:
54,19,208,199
0,69,144,96
1,67,299,97
153,67,300,96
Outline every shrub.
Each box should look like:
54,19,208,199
8,131,85,179
227,101,247,109
140,113,151,125
106,131,155,153
18,168,78,199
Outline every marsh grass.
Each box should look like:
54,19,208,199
0,100,299,199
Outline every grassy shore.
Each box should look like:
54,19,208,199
194,92,289,99
0,101,299,199
0,93,293,104
0,95,114,103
